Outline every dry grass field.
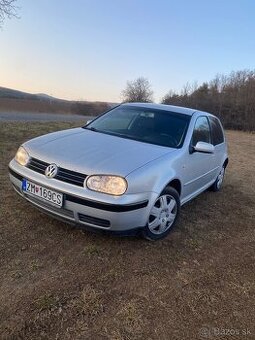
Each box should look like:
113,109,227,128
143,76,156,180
0,122,254,340
0,98,73,115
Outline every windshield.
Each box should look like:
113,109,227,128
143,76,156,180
84,105,191,148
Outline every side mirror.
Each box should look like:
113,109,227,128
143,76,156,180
193,141,215,154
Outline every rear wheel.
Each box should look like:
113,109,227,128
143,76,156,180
142,187,180,241
210,165,225,192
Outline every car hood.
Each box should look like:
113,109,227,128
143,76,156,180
24,128,176,177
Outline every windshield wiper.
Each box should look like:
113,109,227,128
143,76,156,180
83,126,99,132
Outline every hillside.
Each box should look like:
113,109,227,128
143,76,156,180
0,86,64,101
0,86,113,116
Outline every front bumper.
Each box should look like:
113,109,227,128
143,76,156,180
9,159,157,232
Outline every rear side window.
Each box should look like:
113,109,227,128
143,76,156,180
192,116,211,145
209,117,224,145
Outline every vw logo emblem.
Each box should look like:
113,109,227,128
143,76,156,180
45,163,58,178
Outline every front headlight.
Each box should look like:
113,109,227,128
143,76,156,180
86,175,127,195
15,146,30,166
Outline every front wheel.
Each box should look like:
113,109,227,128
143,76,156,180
142,187,180,241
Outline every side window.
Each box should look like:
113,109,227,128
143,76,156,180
209,117,224,145
192,117,211,145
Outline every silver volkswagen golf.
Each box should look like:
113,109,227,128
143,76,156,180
9,103,228,240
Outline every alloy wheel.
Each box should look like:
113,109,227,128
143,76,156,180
217,167,225,189
148,194,177,235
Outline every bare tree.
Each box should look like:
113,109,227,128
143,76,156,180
121,77,154,103
0,0,18,27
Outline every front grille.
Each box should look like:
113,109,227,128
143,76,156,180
27,158,87,187
78,213,110,228
27,158,48,174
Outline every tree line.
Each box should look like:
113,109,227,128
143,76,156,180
121,71,255,131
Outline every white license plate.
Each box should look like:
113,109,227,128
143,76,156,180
22,179,63,207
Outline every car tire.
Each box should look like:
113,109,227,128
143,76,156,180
142,187,180,241
210,165,226,192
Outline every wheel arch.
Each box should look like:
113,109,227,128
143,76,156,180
164,178,182,196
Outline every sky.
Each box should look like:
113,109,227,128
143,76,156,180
1,0,255,102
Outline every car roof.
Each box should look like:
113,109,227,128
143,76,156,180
121,102,197,116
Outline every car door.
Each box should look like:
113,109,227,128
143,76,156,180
182,116,215,200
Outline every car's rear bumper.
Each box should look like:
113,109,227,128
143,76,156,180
9,159,157,232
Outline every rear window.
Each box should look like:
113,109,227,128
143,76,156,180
209,117,224,145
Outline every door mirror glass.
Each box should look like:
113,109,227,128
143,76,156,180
194,141,215,153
